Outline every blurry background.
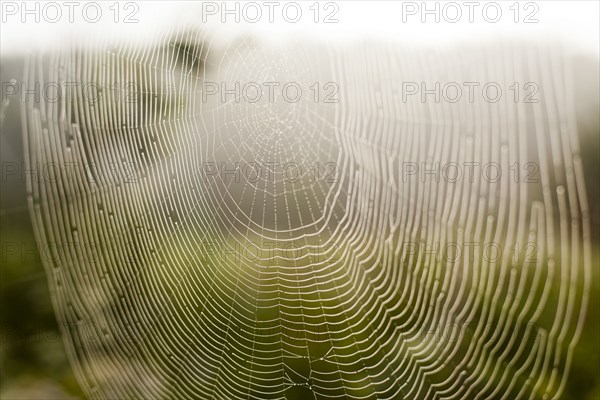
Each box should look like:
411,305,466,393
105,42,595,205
1,1,599,399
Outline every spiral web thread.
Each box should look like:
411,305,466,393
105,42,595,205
21,29,591,400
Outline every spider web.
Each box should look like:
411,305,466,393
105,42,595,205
21,28,591,400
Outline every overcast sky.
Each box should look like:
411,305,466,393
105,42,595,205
1,1,598,56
